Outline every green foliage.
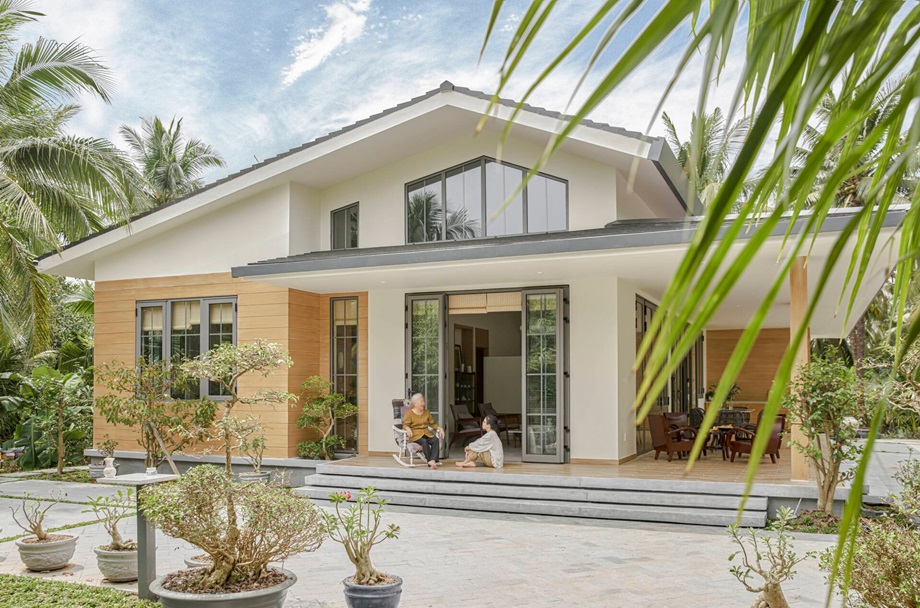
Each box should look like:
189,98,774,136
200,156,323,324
95,359,216,468
296,376,356,460
84,489,135,551
325,487,400,585
1,364,91,473
771,510,841,535
120,116,225,206
0,572,156,607
141,465,324,589
181,340,294,473
728,508,816,608
783,351,864,514
889,459,920,518
821,518,920,608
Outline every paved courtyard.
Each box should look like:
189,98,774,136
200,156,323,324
0,476,842,608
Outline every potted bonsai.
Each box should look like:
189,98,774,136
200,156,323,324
324,487,402,608
296,376,357,460
142,464,324,608
238,428,269,483
88,436,118,480
85,489,137,582
12,491,77,571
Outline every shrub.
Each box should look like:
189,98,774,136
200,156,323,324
821,518,920,607
324,487,400,585
728,508,815,608
889,459,920,518
96,360,216,469
296,376,356,460
141,465,323,590
783,351,864,514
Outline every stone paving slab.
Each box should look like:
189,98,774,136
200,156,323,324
0,480,122,503
0,505,841,608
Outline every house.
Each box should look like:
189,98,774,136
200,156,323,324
38,81,900,471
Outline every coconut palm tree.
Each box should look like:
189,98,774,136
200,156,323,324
662,108,750,206
120,116,226,206
0,1,147,354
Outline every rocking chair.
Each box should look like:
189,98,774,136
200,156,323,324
391,399,441,467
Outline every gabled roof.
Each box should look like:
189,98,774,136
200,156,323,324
38,81,695,277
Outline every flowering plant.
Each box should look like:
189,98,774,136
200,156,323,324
323,487,400,585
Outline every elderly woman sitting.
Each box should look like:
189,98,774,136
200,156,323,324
456,415,504,469
403,393,444,469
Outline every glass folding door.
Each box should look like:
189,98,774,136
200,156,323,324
521,289,565,463
405,295,446,454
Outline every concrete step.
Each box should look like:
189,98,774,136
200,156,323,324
298,484,767,527
302,473,768,511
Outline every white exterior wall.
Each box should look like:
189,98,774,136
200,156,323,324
367,288,409,454
615,279,639,459
95,184,296,281
314,131,620,250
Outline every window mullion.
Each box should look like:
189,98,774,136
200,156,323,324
200,298,209,397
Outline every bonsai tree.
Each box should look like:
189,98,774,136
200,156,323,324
323,487,400,585
99,436,118,460
1,366,92,474
728,508,815,608
96,359,217,469
181,339,294,473
241,428,267,474
11,491,66,541
141,464,324,590
296,376,357,460
783,351,864,514
84,489,136,551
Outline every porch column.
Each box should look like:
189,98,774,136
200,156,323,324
789,256,810,481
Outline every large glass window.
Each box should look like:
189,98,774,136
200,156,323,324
406,157,567,243
332,203,359,250
331,297,359,452
136,297,236,399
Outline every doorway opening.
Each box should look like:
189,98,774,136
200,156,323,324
405,287,569,464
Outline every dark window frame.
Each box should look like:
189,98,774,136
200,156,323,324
331,202,359,250
404,156,568,244
135,296,238,399
330,296,359,452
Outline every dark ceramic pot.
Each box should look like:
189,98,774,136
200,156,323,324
343,575,402,608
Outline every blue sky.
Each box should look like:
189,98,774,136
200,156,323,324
21,1,744,180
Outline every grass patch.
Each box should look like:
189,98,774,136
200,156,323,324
0,573,154,607
771,510,841,534
27,470,95,484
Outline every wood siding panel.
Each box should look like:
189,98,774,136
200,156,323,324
705,328,790,403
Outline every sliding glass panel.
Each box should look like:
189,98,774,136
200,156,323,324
445,161,482,240
138,305,164,363
170,300,201,398
522,289,564,462
406,296,444,430
407,177,443,243
332,297,359,452
484,161,524,236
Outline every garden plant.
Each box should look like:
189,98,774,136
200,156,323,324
181,339,293,473
11,491,78,571
297,376,357,460
783,351,864,514
85,489,138,582
324,487,400,586
728,508,816,608
96,359,216,470
141,464,324,591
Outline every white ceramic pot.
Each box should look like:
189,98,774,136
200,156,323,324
94,547,138,582
150,568,297,608
16,535,77,571
184,553,212,569
103,457,117,479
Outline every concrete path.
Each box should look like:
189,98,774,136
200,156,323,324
0,503,841,607
0,480,123,503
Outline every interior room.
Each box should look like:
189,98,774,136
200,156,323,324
447,292,524,462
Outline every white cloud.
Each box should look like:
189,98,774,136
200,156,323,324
281,0,371,86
